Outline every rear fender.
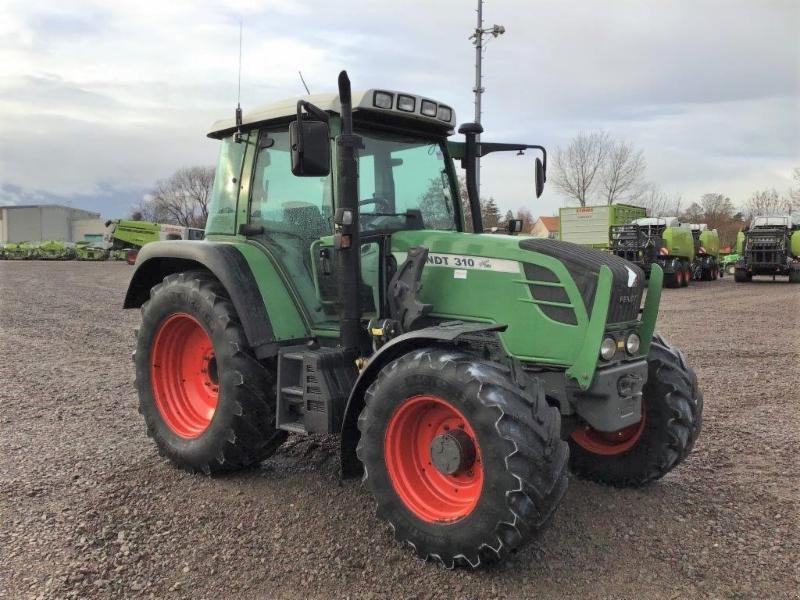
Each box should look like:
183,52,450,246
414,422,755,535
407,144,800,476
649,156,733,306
123,241,281,357
339,321,507,479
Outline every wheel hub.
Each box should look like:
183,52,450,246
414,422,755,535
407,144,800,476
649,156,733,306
429,429,476,476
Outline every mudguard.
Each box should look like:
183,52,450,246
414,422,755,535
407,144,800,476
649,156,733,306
339,321,507,478
123,241,278,357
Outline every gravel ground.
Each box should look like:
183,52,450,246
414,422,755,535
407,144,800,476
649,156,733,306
0,261,798,600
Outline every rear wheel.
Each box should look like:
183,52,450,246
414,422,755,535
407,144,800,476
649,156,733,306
789,265,800,283
135,270,286,473
568,335,702,486
357,348,569,568
681,262,690,287
734,268,750,282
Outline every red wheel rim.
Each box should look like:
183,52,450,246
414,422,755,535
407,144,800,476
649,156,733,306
384,395,483,523
571,411,646,456
151,313,219,438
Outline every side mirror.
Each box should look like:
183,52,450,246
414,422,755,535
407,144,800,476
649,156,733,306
506,219,524,235
534,157,545,198
289,119,330,177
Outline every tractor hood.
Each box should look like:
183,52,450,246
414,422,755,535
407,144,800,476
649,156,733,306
390,230,649,369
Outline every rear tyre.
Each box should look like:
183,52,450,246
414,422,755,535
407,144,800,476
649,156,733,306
568,335,702,487
135,270,287,473
734,268,748,283
789,266,800,283
664,271,679,288
357,348,569,568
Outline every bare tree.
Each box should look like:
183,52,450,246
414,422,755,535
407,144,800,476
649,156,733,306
744,188,790,219
551,131,610,206
600,140,646,205
140,166,216,227
637,183,682,216
698,193,736,226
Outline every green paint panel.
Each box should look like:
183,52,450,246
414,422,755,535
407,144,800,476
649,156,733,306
662,227,694,260
232,242,309,341
391,230,594,366
698,229,720,257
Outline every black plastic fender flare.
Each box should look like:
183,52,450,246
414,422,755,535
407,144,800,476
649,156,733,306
339,321,507,479
123,241,277,357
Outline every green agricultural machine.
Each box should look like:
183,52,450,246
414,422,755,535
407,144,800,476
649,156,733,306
559,204,647,249
124,72,703,568
74,241,110,261
610,217,695,288
687,225,720,281
734,216,800,283
105,219,204,263
37,240,76,260
3,241,39,260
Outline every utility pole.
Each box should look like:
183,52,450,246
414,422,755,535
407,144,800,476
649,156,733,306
470,0,505,197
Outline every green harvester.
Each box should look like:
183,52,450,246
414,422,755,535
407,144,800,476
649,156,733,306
123,72,703,568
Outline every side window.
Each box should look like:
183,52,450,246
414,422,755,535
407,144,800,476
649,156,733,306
250,129,332,235
206,135,247,235
248,127,335,328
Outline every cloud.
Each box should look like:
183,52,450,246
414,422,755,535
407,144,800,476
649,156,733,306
0,0,798,218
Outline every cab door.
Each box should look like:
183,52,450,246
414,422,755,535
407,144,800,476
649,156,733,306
246,126,338,330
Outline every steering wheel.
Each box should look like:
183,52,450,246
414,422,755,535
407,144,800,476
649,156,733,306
358,196,392,213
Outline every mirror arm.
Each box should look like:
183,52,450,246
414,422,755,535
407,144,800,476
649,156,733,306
294,100,330,155
479,143,547,180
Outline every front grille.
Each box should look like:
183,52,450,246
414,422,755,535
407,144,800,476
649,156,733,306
520,238,644,324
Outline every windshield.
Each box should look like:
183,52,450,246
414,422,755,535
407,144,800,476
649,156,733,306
357,129,456,232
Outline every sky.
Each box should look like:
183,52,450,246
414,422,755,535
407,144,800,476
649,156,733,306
0,0,798,220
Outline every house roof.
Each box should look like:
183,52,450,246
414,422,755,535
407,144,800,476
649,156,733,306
537,216,560,231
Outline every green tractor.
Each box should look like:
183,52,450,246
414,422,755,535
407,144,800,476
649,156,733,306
124,72,703,568
610,217,695,288
38,240,76,260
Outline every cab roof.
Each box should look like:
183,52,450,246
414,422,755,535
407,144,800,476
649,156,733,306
208,89,456,139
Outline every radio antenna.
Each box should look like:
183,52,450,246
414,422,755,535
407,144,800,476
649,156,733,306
298,70,311,95
234,21,244,142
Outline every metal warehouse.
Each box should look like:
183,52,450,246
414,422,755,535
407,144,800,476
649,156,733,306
0,204,105,243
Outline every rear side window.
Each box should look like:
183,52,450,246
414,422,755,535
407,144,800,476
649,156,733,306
206,135,248,235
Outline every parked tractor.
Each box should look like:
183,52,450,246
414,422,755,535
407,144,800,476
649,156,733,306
124,72,703,568
687,224,720,281
610,217,695,288
734,216,800,283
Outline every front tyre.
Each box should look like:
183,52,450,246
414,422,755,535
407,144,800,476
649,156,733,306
568,336,703,487
357,349,569,568
135,271,286,473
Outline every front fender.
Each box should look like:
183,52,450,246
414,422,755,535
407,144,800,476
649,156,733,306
339,321,507,478
123,241,280,357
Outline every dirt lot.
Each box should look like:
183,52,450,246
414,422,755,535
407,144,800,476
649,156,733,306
0,261,798,599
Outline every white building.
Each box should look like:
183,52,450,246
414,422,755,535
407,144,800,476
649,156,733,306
0,205,106,243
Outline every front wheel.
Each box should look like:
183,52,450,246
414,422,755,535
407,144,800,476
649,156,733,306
357,349,569,568
135,271,286,473
568,336,703,486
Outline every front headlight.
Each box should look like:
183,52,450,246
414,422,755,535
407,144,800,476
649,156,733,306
599,337,617,361
625,333,641,355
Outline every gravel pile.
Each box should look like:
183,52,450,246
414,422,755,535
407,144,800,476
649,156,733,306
0,261,797,599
